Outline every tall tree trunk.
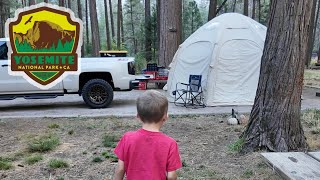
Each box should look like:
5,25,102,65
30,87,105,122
89,0,101,56
318,43,320,63
85,0,90,55
191,7,194,32
156,0,160,64
104,0,111,50
145,0,152,62
117,0,121,49
252,0,256,19
306,0,318,67
258,0,261,22
128,0,137,54
59,0,65,7
77,0,84,56
216,0,228,15
243,0,248,16
68,0,71,9
29,0,35,5
120,2,124,46
241,0,312,153
232,0,237,12
315,0,320,64
44,0,48,3
159,0,182,68
208,0,217,21
0,2,3,38
109,0,115,38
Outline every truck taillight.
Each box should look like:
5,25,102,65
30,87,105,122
128,62,135,75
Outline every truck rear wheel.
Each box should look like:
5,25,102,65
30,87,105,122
82,79,113,108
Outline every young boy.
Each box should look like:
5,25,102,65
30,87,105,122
114,90,182,180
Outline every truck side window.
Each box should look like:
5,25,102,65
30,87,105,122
0,42,8,60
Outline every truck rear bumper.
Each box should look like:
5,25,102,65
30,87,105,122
130,80,140,90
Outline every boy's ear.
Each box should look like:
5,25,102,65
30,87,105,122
163,113,169,122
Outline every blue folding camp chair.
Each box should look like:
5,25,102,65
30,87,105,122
172,75,205,108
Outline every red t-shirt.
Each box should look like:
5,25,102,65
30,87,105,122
114,129,182,180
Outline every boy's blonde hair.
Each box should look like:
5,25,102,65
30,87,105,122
137,90,168,123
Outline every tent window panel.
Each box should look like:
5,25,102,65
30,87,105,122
179,41,212,64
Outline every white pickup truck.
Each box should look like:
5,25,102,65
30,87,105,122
0,38,138,108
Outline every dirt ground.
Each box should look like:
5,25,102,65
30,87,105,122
1,113,318,180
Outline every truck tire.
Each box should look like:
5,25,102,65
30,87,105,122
82,79,114,108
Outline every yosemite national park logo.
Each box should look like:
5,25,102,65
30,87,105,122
5,3,83,89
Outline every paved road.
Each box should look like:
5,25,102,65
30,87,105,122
0,88,319,118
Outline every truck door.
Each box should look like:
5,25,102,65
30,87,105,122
0,42,17,93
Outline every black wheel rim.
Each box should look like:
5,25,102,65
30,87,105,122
88,84,108,105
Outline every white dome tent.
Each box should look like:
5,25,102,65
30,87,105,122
166,13,267,106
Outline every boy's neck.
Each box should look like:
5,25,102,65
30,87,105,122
142,123,162,132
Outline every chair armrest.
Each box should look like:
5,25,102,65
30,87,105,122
177,82,189,86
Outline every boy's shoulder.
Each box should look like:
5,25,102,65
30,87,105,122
122,129,177,144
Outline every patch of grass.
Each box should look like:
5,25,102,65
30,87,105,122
302,109,320,135
0,158,13,170
82,151,88,155
206,170,217,177
182,160,187,167
48,159,69,169
101,151,118,162
241,169,254,178
102,135,118,148
92,156,103,163
28,134,60,152
25,154,43,165
307,137,320,150
48,123,60,129
57,177,64,180
228,138,244,152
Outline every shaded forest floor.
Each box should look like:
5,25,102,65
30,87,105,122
0,112,319,180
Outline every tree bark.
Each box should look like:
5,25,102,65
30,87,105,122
120,2,124,46
109,0,115,38
232,0,237,12
89,0,101,56
29,0,35,5
159,0,182,68
216,0,228,15
244,0,249,16
44,0,48,3
145,0,152,62
316,0,320,64
306,0,318,67
0,2,3,38
59,0,65,7
156,0,160,64
85,0,90,55
241,0,312,153
258,0,261,22
252,0,256,19
104,0,111,50
117,0,121,49
208,0,217,21
318,43,320,63
77,0,84,56
68,0,71,9
128,0,137,54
